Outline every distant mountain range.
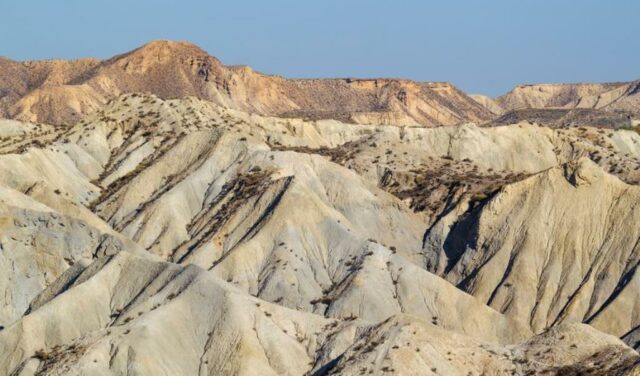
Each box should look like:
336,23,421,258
1,40,637,128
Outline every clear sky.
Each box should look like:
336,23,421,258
1,0,638,96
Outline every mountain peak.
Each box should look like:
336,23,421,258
118,39,213,65
137,39,207,54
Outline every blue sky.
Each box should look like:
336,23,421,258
1,0,638,96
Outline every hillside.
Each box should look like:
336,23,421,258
0,41,492,127
474,81,640,128
496,81,640,112
0,93,639,374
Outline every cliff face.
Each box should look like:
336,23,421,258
0,41,493,126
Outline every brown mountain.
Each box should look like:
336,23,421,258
0,57,101,121
0,40,492,126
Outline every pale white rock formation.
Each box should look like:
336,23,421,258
424,158,640,338
330,315,639,376
0,93,638,374
1,253,636,376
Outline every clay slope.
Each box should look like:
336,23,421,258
3,252,637,375
496,81,640,112
0,185,139,328
0,251,355,375
0,41,492,127
424,158,640,340
330,315,639,376
0,95,531,344
476,81,640,128
0,94,639,373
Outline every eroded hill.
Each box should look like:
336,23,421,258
0,93,639,374
474,81,640,128
0,41,492,127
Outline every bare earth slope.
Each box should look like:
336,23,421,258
476,81,640,128
3,252,636,375
496,81,640,112
0,93,639,374
424,158,640,338
0,41,492,127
